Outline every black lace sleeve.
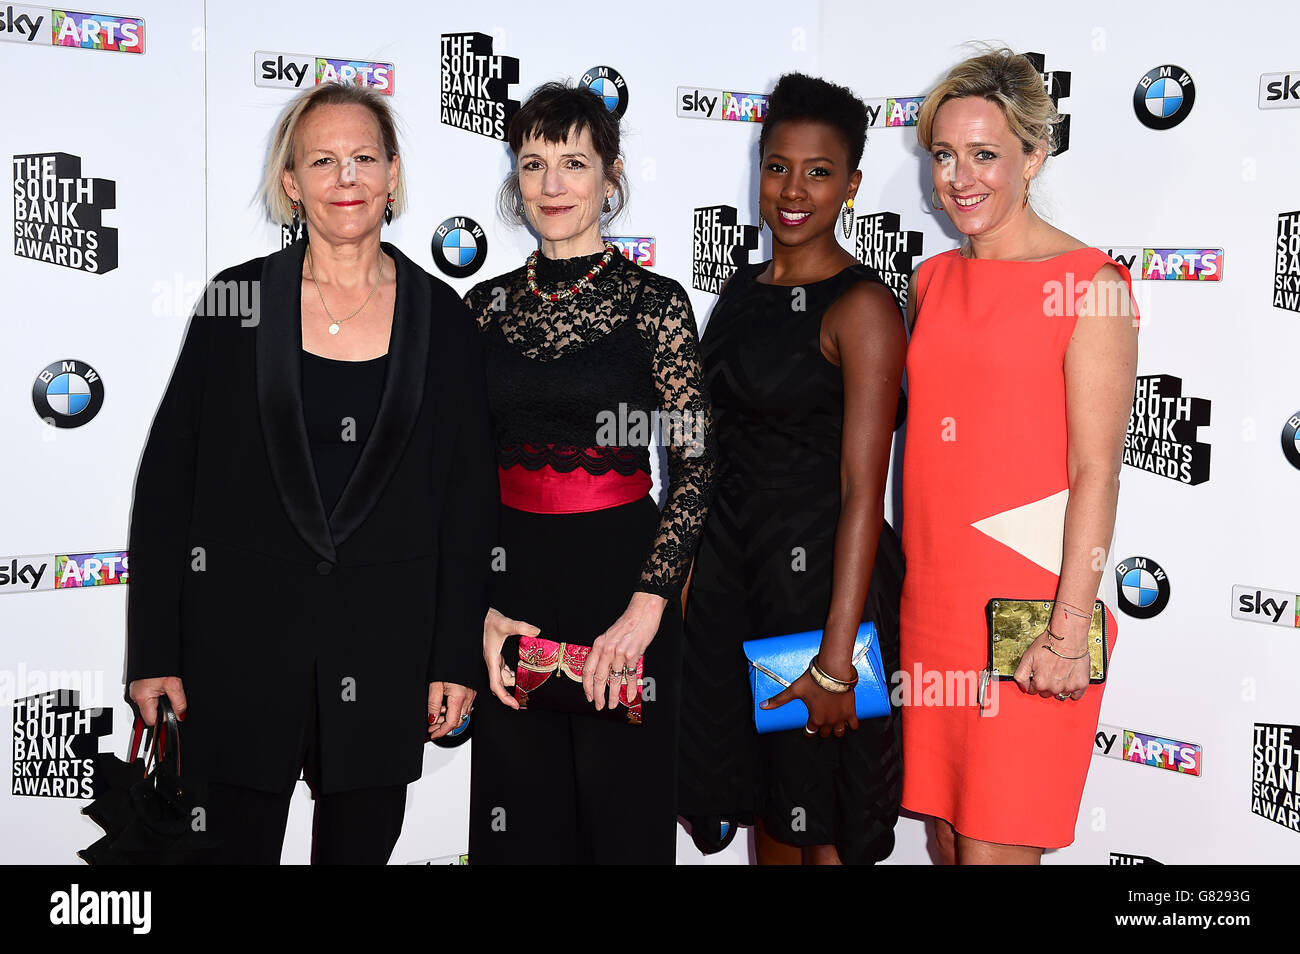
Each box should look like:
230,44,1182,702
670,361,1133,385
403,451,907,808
636,275,716,598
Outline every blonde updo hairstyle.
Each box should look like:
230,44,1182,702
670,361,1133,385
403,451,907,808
259,81,408,226
916,46,1060,179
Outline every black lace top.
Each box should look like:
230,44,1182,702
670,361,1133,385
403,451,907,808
464,248,715,599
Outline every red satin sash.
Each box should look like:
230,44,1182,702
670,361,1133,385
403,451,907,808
498,458,651,514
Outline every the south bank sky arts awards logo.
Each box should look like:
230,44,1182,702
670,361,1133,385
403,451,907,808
0,6,143,52
1276,210,1300,312
1124,374,1211,485
851,211,924,312
440,32,519,141
692,206,758,293
254,51,394,94
1253,723,1299,835
13,152,118,274
12,689,112,799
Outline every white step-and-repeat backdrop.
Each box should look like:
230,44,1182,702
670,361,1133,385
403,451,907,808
3,0,1297,864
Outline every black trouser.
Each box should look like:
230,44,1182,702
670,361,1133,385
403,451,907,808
469,498,683,864
200,673,408,865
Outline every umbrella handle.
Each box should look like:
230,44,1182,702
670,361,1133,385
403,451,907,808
129,694,182,778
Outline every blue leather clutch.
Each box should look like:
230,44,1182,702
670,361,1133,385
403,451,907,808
743,622,890,734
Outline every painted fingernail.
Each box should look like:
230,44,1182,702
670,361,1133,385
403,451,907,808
428,714,436,723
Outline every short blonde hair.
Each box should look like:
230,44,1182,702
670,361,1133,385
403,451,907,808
916,46,1060,158
260,82,408,225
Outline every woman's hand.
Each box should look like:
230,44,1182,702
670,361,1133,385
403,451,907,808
481,607,538,710
1013,633,1090,702
760,666,859,738
584,592,667,712
127,676,187,727
428,681,476,739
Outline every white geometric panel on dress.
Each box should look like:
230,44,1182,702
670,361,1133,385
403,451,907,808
971,488,1118,610
971,489,1069,576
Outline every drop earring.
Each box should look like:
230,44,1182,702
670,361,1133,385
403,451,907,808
841,198,854,240
384,192,394,225
290,199,300,238
603,195,611,214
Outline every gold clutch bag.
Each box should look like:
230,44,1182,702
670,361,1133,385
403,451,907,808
978,598,1108,712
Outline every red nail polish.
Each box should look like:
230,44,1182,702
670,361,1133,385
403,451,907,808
428,714,435,724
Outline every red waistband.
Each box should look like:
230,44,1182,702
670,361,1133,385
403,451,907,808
498,461,651,514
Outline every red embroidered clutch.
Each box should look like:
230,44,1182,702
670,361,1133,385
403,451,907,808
511,635,643,725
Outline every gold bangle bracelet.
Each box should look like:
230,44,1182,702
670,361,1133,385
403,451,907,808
809,655,857,693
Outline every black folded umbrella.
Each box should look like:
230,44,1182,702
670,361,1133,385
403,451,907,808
79,695,215,865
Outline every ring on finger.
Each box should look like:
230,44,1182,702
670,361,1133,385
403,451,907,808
803,725,817,736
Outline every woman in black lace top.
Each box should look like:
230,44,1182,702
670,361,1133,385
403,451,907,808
462,83,715,864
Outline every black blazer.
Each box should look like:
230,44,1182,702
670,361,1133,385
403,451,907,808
125,240,498,795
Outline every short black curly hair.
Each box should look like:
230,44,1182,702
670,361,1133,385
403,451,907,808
758,72,869,170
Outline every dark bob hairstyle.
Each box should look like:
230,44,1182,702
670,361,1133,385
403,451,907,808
496,81,629,226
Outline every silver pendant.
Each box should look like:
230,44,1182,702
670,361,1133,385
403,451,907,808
328,322,340,335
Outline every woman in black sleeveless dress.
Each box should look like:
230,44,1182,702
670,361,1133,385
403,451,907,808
678,74,907,865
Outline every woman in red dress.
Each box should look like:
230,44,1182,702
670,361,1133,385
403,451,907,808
901,48,1139,864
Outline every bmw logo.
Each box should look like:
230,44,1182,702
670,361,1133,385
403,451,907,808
1282,411,1300,470
32,359,105,428
431,216,487,279
1134,65,1196,130
580,65,629,119
1115,556,1171,619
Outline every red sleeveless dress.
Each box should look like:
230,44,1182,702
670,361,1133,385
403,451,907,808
900,247,1137,849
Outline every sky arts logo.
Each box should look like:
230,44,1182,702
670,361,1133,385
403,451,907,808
0,6,143,52
1231,585,1298,629
1095,723,1203,776
431,216,486,279
1134,65,1196,130
0,552,128,594
862,97,924,129
581,65,628,119
676,87,768,122
32,359,105,427
254,51,393,94
1102,246,1221,281
441,33,519,141
604,236,654,267
1115,555,1171,619
1259,71,1300,109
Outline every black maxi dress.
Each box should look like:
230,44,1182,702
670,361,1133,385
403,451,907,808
462,249,715,864
677,261,905,864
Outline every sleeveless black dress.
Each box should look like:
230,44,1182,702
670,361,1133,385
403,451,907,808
678,261,905,864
